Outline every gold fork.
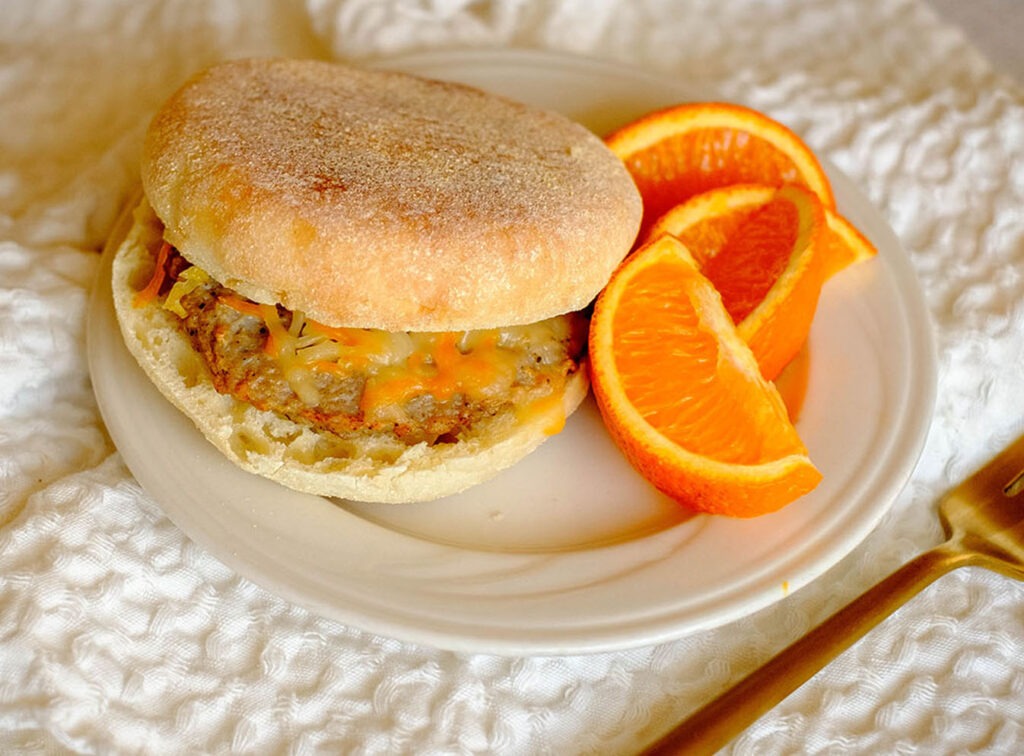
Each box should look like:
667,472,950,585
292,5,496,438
642,431,1024,755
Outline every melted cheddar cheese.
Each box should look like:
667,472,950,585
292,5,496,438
256,301,571,422
148,258,577,427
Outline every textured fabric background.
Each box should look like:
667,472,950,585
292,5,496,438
1,0,1023,753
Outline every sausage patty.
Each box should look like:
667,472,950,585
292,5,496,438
169,268,586,447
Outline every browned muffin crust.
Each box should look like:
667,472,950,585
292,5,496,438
142,58,642,331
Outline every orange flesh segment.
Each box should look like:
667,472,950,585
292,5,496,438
703,196,800,323
608,240,805,464
626,128,807,235
669,208,757,267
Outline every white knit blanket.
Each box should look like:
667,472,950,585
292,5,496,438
2,1,1023,753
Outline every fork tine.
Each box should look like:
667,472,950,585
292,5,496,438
1004,465,1024,497
956,432,1024,502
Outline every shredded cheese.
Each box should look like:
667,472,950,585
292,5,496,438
162,266,211,317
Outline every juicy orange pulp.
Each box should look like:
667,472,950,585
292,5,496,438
702,190,802,323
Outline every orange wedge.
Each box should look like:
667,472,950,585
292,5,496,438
605,102,835,239
646,184,829,381
589,234,822,517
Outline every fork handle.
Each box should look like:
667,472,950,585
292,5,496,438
642,542,980,755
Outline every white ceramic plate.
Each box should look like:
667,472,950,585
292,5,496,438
88,49,936,655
